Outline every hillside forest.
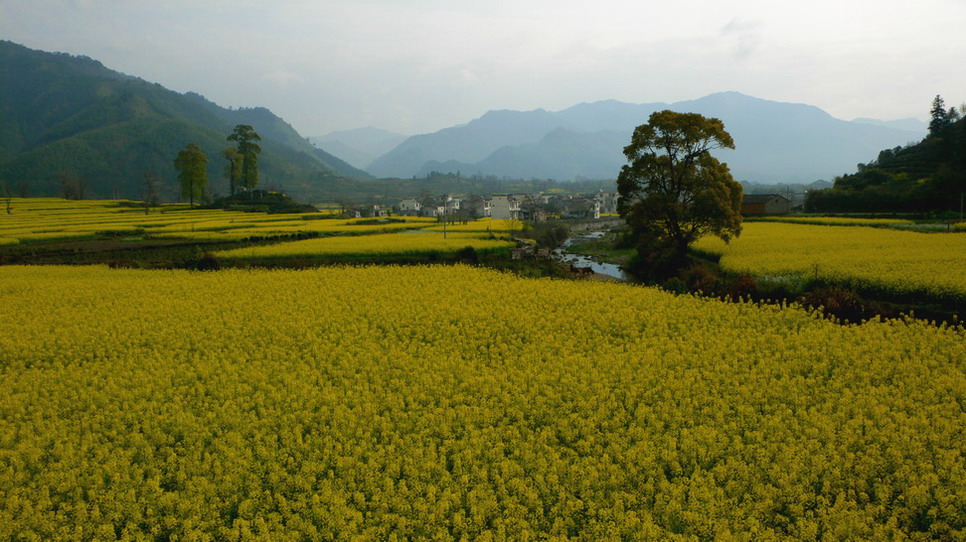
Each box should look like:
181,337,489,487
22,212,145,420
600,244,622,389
0,40,367,202
807,96,965,213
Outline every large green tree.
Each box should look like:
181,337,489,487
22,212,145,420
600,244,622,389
227,125,262,195
223,147,243,196
617,110,743,278
174,143,208,208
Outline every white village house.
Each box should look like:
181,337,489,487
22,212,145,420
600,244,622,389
488,194,521,220
398,198,421,216
595,191,619,215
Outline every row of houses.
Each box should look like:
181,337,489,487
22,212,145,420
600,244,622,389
396,192,622,220
398,194,479,218
385,192,791,220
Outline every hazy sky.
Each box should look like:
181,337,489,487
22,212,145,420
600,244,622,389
3,0,964,136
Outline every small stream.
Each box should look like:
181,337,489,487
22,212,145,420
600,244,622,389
554,231,631,281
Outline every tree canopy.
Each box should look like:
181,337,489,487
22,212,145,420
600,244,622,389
929,94,962,137
174,143,208,207
227,125,262,194
223,147,242,196
617,110,742,278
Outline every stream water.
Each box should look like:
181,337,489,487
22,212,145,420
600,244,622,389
555,231,631,281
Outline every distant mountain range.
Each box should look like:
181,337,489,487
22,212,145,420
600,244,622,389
0,41,370,200
364,93,927,184
1,40,933,200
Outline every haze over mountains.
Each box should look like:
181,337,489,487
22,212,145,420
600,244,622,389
361,93,926,184
308,128,407,172
0,41,369,200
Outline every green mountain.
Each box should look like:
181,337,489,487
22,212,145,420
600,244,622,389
0,40,370,201
807,113,965,213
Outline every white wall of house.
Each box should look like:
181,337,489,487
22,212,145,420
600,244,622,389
489,194,520,220
595,192,619,215
399,198,421,215
444,196,461,214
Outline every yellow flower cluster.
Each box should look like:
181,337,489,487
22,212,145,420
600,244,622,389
1,265,963,540
216,232,515,259
694,222,966,299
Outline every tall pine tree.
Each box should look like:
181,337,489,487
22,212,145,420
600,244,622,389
929,95,951,136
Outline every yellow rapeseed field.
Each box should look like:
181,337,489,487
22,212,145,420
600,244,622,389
0,198,523,243
150,217,437,241
0,265,963,540
693,222,966,299
0,198,264,242
216,231,515,259
0,198,436,243
747,216,914,227
424,218,525,233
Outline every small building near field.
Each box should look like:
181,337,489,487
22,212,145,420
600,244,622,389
489,194,521,220
741,194,790,216
399,198,421,216
595,191,619,215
